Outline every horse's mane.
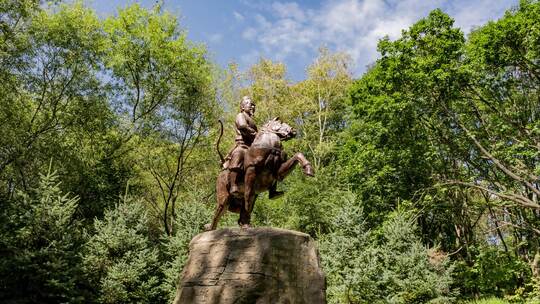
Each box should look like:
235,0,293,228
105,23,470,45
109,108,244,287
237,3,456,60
260,118,282,134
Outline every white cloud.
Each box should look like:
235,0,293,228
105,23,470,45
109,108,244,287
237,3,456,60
448,0,516,33
233,11,245,22
272,2,306,21
254,13,272,28
208,33,223,44
240,0,517,75
242,27,257,40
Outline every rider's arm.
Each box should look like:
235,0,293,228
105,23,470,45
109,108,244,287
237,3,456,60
236,113,257,137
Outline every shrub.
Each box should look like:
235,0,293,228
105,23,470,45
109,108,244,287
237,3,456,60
320,204,455,304
81,197,164,303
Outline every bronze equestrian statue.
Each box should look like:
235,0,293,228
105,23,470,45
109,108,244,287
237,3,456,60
223,96,284,200
206,98,314,230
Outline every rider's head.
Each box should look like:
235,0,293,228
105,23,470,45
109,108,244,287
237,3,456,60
240,96,256,116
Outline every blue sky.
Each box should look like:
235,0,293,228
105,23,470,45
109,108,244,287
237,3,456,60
89,0,518,81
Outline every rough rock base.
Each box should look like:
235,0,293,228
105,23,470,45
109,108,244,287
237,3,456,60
173,227,326,304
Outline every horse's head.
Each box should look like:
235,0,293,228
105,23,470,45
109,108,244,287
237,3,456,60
262,117,296,140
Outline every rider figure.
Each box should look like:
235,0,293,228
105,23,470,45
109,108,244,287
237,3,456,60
226,96,283,199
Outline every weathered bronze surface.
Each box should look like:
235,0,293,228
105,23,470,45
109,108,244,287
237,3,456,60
206,97,314,230
222,96,258,198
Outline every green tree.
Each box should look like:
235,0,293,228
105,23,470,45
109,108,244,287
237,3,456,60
81,197,164,303
0,168,84,303
160,199,213,302
454,0,540,243
321,206,454,304
296,48,352,169
243,58,295,123
0,2,126,219
343,2,540,299
103,4,218,235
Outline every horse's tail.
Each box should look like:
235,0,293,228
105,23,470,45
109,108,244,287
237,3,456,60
216,119,225,165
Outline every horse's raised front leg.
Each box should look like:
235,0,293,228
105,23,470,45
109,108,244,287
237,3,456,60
277,152,314,180
240,166,257,228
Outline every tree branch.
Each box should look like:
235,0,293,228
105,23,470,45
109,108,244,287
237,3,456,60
442,180,540,210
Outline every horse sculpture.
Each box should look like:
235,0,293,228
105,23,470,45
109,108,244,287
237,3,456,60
206,118,314,230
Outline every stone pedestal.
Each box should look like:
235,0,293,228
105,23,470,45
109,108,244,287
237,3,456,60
173,227,326,304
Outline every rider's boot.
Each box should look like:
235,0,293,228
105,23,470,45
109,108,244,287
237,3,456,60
229,170,241,197
268,181,284,199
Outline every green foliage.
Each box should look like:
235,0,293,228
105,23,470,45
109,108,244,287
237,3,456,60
294,48,353,168
319,202,380,303
250,167,345,236
0,0,40,80
82,197,164,303
521,277,540,304
342,8,465,228
102,3,218,235
321,207,455,304
455,244,531,298
0,169,84,303
462,298,510,304
0,1,125,219
160,200,213,302
103,3,215,129
1,0,539,303
342,2,540,301
379,212,455,304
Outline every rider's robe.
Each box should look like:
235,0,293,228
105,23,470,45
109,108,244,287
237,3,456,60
223,112,257,171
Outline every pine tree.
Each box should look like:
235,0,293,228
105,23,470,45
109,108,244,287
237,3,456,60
321,205,455,304
81,197,164,303
0,169,84,303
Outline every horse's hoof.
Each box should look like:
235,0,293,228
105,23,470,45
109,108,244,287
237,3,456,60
240,224,252,229
303,164,315,177
204,224,213,231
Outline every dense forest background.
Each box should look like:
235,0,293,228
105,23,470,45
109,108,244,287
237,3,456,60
1,0,539,303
